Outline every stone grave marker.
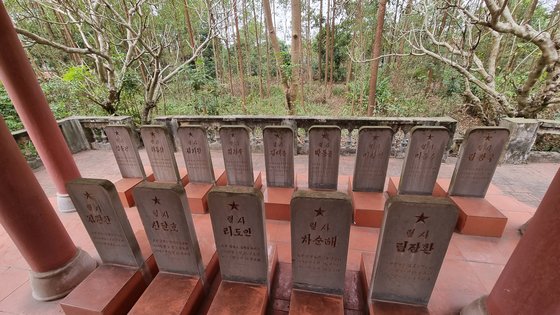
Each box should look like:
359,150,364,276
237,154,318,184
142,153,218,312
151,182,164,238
105,125,146,179
449,127,510,197
399,126,450,195
308,126,341,190
352,127,393,192
140,125,180,183
263,126,295,188
219,125,254,187
291,190,353,295
67,178,144,267
133,182,205,278
177,126,215,184
371,195,458,306
207,186,268,284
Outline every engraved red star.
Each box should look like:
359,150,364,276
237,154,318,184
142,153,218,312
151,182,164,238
275,133,280,139
314,207,325,216
229,201,239,210
84,192,92,199
485,135,492,141
188,132,193,137
373,135,379,140
152,196,160,204
415,212,429,223
322,132,329,140
427,134,433,140
115,130,119,136
150,131,156,137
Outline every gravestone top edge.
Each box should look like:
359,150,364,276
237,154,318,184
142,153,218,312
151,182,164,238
140,124,169,132
65,178,114,191
357,126,394,133
409,125,449,134
219,125,252,133
309,125,341,132
178,124,204,129
134,180,184,194
463,126,510,138
291,189,351,202
263,125,295,131
208,185,263,199
384,195,455,210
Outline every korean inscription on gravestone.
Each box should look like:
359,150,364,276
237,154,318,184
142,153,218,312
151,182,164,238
449,127,510,197
399,127,450,195
219,126,254,186
353,127,393,192
141,126,180,183
371,195,458,306
105,125,146,179
263,126,295,188
67,178,144,267
177,126,215,183
308,126,341,190
207,186,268,284
291,190,352,295
134,182,205,278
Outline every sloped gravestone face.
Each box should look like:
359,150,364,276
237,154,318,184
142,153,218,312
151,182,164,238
308,126,341,190
371,195,458,306
207,186,268,284
219,126,254,187
352,127,393,192
263,126,295,188
448,127,510,197
140,125,180,183
291,190,353,295
105,125,146,179
177,126,215,184
67,178,144,267
399,127,450,195
134,182,205,279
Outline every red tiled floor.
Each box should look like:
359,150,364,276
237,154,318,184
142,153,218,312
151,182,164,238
0,149,555,314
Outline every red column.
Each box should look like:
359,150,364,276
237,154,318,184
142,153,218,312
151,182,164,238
0,1,81,212
483,167,560,314
0,116,95,300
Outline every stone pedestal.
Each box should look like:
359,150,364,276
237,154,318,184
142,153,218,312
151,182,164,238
296,173,350,194
115,178,144,208
387,177,445,197
289,289,344,315
349,176,387,228
185,168,226,214
450,197,507,237
264,186,297,221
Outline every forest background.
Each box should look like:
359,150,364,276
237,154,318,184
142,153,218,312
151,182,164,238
2,0,560,135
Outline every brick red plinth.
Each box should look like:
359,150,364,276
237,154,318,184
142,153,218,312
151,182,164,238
435,178,503,196
351,191,388,228
214,169,227,186
115,178,144,208
387,177,445,197
179,168,189,187
128,273,203,315
450,196,507,237
220,171,262,190
185,183,214,214
288,289,344,315
296,174,350,194
264,187,296,221
360,253,430,315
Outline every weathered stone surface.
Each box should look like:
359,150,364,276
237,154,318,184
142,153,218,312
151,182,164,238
67,178,144,267
291,190,352,295
263,126,295,188
399,127,450,195
177,126,215,183
308,126,341,190
449,127,510,197
371,195,458,306
219,126,254,186
207,186,268,284
352,127,393,192
141,125,181,183
499,118,539,164
105,125,146,179
133,182,205,279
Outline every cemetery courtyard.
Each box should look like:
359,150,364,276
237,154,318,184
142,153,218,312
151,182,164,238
0,148,555,315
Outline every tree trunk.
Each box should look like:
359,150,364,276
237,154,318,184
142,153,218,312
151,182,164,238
523,0,539,24
328,0,335,93
290,0,302,111
262,2,272,96
183,0,196,49
306,0,313,82
395,0,413,71
232,0,247,111
324,0,330,86
221,0,234,94
318,0,323,81
367,0,388,116
251,0,264,97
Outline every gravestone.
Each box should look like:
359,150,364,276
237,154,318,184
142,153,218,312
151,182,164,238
133,182,205,278
105,125,146,179
140,125,181,183
352,127,393,192
177,126,215,184
308,126,341,190
207,186,268,284
449,127,510,197
263,126,295,188
219,125,255,187
371,195,458,306
291,190,352,295
398,126,450,195
67,178,144,267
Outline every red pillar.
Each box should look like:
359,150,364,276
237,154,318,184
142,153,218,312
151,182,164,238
0,1,81,212
462,167,560,314
0,116,96,300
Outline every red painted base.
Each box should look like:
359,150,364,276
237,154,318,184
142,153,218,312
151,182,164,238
264,186,296,221
435,178,503,196
386,177,446,197
289,289,344,315
185,183,214,214
450,196,507,237
214,168,227,186
351,191,388,228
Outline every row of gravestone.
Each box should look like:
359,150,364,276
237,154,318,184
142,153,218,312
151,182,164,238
106,123,511,237
58,124,511,314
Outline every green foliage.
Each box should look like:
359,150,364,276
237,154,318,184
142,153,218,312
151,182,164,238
0,84,23,131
